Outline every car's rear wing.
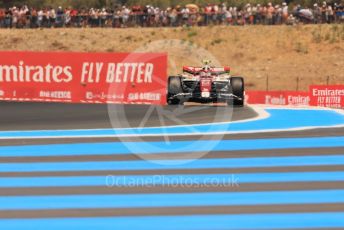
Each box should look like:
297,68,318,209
183,66,230,75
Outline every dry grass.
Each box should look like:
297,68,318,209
0,24,343,91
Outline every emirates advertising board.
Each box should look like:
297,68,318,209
310,85,344,108
0,51,167,105
246,91,310,106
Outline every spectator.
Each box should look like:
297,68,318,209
313,4,321,24
168,7,178,27
49,8,56,27
56,6,64,27
212,4,219,24
204,4,212,25
252,5,257,24
334,3,344,23
282,2,289,24
232,7,238,25
70,8,78,27
17,6,27,28
65,8,71,27
225,7,232,25
37,9,43,27
12,7,19,28
275,5,282,25
4,7,12,28
122,6,130,27
42,8,49,28
30,8,37,28
256,4,263,24
261,5,267,24
327,5,334,23
181,7,189,26
0,8,5,27
113,9,121,27
267,2,275,25
100,8,107,27
286,14,296,25
321,2,327,23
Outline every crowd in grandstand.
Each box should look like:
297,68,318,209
0,2,343,28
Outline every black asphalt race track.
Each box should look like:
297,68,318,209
0,102,257,130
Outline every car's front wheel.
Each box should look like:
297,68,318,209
167,76,184,105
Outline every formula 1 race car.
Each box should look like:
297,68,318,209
167,60,245,106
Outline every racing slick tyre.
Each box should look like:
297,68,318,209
228,77,244,107
167,76,184,105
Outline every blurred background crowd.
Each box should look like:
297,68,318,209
0,1,343,28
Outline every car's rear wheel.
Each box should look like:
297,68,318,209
228,77,244,107
167,76,184,105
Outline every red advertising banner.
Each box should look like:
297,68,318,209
310,85,344,108
0,51,167,105
246,91,310,106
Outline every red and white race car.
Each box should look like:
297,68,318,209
167,61,245,106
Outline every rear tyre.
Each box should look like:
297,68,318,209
228,77,244,107
167,76,184,105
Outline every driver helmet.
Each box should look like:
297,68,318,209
202,59,212,72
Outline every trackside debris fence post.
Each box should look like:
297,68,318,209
326,76,330,85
